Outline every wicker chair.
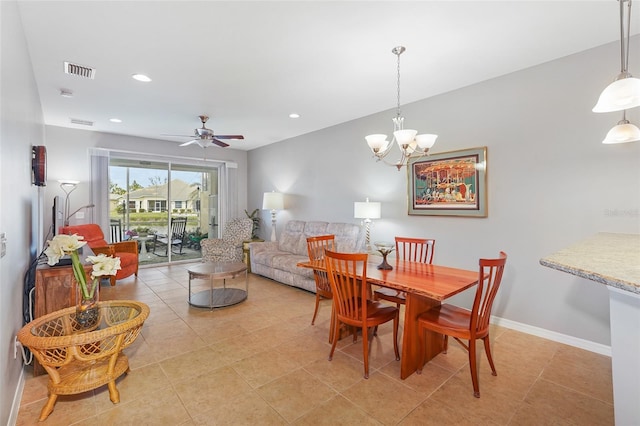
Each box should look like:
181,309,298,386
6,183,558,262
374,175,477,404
201,218,253,263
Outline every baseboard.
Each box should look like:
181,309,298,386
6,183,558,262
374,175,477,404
491,315,611,357
8,366,25,426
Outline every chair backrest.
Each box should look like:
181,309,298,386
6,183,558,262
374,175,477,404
110,219,122,243
307,235,335,294
170,217,187,240
221,218,253,245
471,251,508,336
60,224,109,249
395,236,435,264
324,249,369,323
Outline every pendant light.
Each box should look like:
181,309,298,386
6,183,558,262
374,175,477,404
593,0,640,113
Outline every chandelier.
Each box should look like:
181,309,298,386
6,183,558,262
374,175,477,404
593,0,640,144
365,46,438,170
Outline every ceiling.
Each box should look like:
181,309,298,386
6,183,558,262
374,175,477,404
17,1,634,151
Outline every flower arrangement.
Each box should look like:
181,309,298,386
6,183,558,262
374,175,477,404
44,234,121,302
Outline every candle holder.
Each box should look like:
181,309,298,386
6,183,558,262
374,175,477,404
374,242,395,270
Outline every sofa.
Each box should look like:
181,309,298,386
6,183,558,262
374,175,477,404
249,220,365,293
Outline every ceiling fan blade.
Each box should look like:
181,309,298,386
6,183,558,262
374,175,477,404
214,135,244,140
212,138,230,148
179,139,199,146
163,134,194,137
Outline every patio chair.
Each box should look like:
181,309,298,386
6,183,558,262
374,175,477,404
152,217,187,256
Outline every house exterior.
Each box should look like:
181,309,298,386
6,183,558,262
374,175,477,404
113,179,201,213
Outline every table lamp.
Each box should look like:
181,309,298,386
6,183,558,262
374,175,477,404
262,191,284,242
354,198,381,251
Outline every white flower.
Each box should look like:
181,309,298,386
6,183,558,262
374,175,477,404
44,234,87,265
87,254,122,279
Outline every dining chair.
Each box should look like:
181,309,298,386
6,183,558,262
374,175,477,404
306,235,336,337
416,251,507,398
374,236,436,307
324,249,400,379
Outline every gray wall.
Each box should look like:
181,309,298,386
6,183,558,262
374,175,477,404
0,1,45,424
248,37,640,349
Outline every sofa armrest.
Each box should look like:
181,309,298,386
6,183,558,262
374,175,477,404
249,241,278,255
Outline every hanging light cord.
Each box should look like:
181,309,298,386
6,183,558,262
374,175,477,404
396,48,402,120
619,0,632,74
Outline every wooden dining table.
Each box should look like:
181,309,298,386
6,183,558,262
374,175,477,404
298,256,479,379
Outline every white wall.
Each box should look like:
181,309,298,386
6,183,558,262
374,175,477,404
248,37,640,349
0,1,46,423
42,126,249,235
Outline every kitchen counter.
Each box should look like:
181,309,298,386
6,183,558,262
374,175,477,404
540,232,640,294
540,232,640,425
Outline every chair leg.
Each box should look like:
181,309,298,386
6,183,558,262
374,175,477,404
328,305,335,344
469,339,480,398
362,326,370,379
483,336,497,376
416,325,424,374
311,293,321,325
392,313,400,361
443,335,449,353
328,317,340,361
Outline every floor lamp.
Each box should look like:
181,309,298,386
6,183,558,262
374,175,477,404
354,198,381,251
263,192,284,242
59,180,79,227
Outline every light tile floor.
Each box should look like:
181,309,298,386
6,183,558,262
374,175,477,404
17,263,614,425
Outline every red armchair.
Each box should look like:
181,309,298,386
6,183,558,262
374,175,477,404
60,224,138,286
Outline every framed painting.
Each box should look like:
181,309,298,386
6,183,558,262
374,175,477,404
407,146,487,217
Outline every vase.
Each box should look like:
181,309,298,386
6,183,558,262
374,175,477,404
76,285,99,328
377,252,393,270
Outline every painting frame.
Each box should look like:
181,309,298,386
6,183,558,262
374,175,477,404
407,146,487,217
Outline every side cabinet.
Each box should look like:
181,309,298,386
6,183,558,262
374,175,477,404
32,263,94,375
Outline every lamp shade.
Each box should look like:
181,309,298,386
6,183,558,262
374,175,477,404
262,192,284,210
593,76,640,113
602,121,640,144
354,199,381,219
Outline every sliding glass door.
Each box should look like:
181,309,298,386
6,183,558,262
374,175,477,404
109,158,219,265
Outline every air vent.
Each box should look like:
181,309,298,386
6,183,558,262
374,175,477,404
64,61,96,79
69,118,94,126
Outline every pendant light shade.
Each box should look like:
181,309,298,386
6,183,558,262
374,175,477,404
602,119,640,144
593,74,640,113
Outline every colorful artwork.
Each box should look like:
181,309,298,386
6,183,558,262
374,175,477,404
408,147,487,217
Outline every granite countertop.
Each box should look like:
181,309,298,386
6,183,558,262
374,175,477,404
540,232,640,295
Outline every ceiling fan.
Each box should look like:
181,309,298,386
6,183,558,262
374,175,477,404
178,115,244,148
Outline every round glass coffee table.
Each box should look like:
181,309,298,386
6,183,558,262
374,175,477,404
188,262,248,309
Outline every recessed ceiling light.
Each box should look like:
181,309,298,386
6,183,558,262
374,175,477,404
132,74,151,82
109,118,122,123
289,113,300,119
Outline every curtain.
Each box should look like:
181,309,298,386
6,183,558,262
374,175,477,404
219,162,238,236
88,148,110,235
